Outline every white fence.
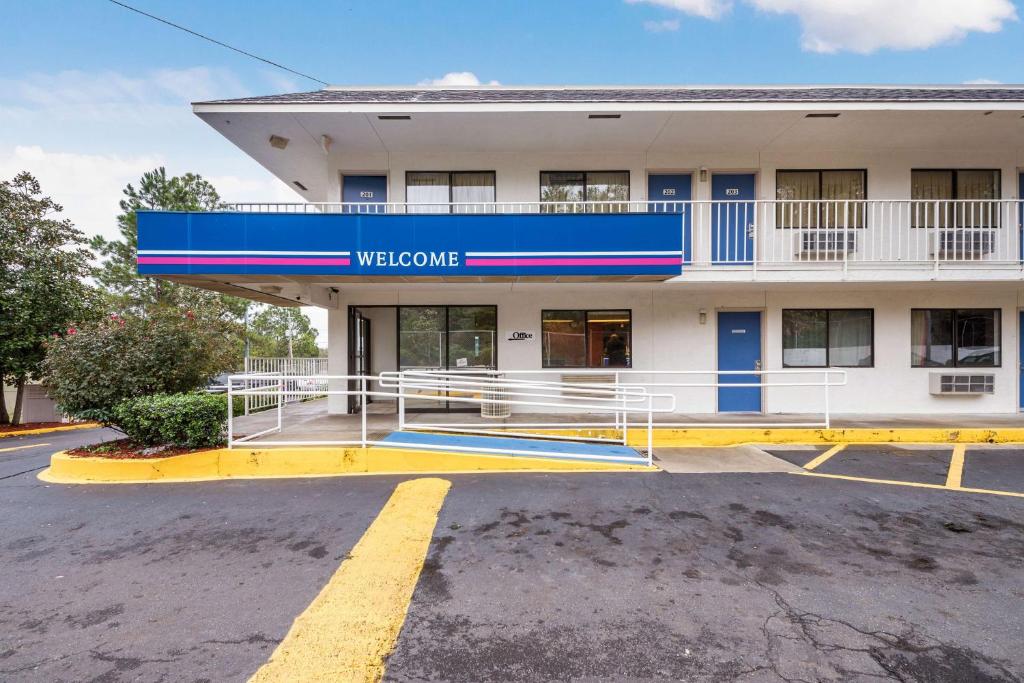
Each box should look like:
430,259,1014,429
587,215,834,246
240,357,328,414
222,199,1024,271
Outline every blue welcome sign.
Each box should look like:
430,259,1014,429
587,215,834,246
137,211,684,278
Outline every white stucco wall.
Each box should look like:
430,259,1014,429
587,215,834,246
326,283,1023,416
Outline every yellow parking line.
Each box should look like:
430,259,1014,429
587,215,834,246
0,443,48,454
946,444,966,489
249,477,451,683
798,471,1024,499
802,444,846,471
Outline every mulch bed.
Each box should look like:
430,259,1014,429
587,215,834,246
67,438,209,460
0,422,70,434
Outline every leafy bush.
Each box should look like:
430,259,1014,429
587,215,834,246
40,307,236,424
114,393,227,448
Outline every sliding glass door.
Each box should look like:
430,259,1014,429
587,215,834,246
398,305,497,411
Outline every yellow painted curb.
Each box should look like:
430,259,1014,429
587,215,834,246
525,426,1024,447
249,477,451,682
0,422,99,438
39,446,655,484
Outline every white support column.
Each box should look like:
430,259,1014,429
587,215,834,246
327,302,349,415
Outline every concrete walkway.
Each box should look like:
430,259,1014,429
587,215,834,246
654,446,804,474
232,398,1024,445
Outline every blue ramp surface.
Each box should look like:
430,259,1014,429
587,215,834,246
380,431,645,464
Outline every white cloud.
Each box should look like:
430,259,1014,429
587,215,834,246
0,145,161,242
626,0,731,21
418,71,500,86
963,78,1002,85
748,0,1017,54
643,18,682,32
627,0,1016,53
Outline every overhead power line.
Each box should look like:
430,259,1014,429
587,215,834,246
107,0,328,87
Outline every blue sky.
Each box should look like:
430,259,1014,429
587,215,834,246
1,0,1019,339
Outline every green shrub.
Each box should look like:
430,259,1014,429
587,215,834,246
40,308,237,424
113,393,227,448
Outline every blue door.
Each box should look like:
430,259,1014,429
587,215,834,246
717,311,762,412
648,174,692,265
711,173,756,265
342,175,387,212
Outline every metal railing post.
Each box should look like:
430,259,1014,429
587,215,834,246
227,378,234,448
824,371,831,430
361,376,367,447
277,377,283,434
647,403,654,466
398,372,406,431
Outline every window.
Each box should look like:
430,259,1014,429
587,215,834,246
540,171,629,213
406,171,496,213
782,309,873,367
775,170,866,228
911,170,1000,228
542,310,631,368
911,309,1000,368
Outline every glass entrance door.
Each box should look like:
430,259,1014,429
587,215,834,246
347,309,372,413
398,305,497,411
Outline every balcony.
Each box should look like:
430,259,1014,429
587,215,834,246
137,199,1024,283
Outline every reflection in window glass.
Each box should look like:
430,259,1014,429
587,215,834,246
542,310,631,368
540,171,629,213
911,309,1000,367
956,309,1000,367
782,310,827,367
783,309,873,367
587,310,631,368
542,310,586,367
447,306,497,368
399,306,446,369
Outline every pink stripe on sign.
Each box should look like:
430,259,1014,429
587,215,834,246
465,257,681,267
138,256,350,266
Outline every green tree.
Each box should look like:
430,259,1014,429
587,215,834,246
90,167,252,366
249,306,321,358
40,308,237,425
0,172,94,424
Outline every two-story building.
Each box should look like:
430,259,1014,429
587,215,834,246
137,85,1024,419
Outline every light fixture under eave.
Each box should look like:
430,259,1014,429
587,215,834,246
805,113,840,118
269,134,289,149
589,113,621,119
293,180,308,191
378,114,411,120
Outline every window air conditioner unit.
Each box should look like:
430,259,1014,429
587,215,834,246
931,230,995,258
928,373,994,395
796,231,857,257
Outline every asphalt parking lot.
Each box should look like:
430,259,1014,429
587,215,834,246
1,431,1023,681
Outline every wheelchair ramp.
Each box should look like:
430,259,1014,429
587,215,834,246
379,431,648,465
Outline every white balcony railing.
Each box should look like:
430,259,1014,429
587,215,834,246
222,199,1024,270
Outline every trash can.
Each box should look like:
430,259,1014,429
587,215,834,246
481,373,511,418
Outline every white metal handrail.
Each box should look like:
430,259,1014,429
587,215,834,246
218,199,1023,269
226,372,671,465
396,368,848,430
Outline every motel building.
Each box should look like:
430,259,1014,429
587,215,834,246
136,84,1024,435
